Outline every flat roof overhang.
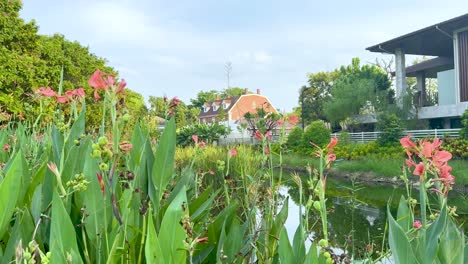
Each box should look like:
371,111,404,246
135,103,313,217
391,57,454,78
367,13,468,56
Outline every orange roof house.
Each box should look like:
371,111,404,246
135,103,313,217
198,89,278,124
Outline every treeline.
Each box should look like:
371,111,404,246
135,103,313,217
0,0,147,128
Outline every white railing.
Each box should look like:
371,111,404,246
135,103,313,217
331,128,461,143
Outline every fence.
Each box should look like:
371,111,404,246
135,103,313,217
330,128,461,143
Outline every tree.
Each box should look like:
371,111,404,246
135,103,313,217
190,90,219,109
323,58,392,125
221,87,245,98
243,107,280,136
149,96,199,128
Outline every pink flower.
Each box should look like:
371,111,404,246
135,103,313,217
230,148,237,158
169,97,181,109
277,119,285,126
55,95,68,104
433,150,452,166
264,146,270,154
199,141,206,148
35,87,57,97
400,134,416,149
65,88,86,100
421,141,434,158
89,70,106,90
254,130,262,140
265,131,272,140
326,152,336,169
117,79,126,94
405,158,416,168
3,144,9,152
413,162,425,176
119,141,133,154
326,137,338,150
413,220,422,229
289,115,299,125
47,162,59,175
192,135,198,144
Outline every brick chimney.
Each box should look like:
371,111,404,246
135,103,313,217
256,88,261,95
244,88,249,94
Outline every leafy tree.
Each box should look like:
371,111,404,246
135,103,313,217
460,109,468,140
376,113,404,145
221,87,245,98
296,71,339,125
286,127,303,151
244,107,280,136
149,96,199,128
323,58,392,124
302,120,330,148
190,90,218,108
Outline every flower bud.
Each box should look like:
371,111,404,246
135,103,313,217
318,239,328,247
122,113,130,122
323,252,331,259
92,143,100,151
99,163,108,171
98,136,108,146
92,150,101,159
313,201,321,211
74,139,80,146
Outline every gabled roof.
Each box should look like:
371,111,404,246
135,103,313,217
367,13,468,56
199,96,240,118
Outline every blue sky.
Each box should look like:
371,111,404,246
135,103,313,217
20,0,468,111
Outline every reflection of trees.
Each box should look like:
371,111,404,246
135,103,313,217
282,178,468,259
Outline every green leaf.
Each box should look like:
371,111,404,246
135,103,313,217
224,218,245,263
189,186,218,222
279,228,295,264
304,243,319,264
293,225,306,262
1,209,34,263
425,204,447,263
50,190,83,263
0,151,24,239
64,107,85,152
151,118,176,214
145,215,165,263
437,217,464,264
396,195,412,232
158,185,187,263
387,205,417,264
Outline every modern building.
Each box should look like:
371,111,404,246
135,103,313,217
367,13,468,128
198,88,278,128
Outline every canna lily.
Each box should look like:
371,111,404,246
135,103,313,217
119,141,133,154
413,220,422,229
288,115,299,125
55,95,68,104
230,148,237,158
192,135,198,144
326,137,338,149
413,162,425,176
35,86,57,97
400,134,416,149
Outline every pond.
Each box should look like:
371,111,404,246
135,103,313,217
280,176,468,261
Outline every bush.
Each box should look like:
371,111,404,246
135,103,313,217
376,113,403,145
334,141,404,160
176,123,230,146
302,120,330,148
460,109,468,140
443,138,468,159
338,131,351,145
286,127,303,151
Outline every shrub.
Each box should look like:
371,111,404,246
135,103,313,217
334,141,404,160
376,113,403,145
443,138,468,159
302,120,330,149
286,127,303,151
176,122,230,146
338,131,351,145
460,109,468,140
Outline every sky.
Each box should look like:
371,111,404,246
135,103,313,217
20,0,468,112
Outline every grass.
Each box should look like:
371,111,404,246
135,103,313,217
279,153,468,185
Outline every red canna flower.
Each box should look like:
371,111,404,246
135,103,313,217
405,158,416,168
432,150,452,166
288,115,299,125
400,134,416,149
326,137,338,150
413,162,425,176
119,141,133,154
96,173,105,195
421,141,434,158
3,143,9,152
199,141,206,148
35,87,57,97
192,135,198,144
254,130,262,140
89,70,107,90
117,79,126,94
55,95,68,104
413,220,422,229
277,119,285,126
230,148,237,158
326,152,336,169
264,146,270,154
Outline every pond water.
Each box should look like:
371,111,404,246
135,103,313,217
280,177,468,262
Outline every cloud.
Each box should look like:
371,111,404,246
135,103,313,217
254,51,272,64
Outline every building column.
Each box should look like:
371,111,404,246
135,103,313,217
416,73,426,107
395,48,407,107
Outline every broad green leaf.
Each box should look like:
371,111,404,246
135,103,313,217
1,209,34,263
64,109,85,154
396,195,412,232
224,218,245,263
304,243,319,264
437,217,464,264
106,231,123,264
145,215,165,263
189,187,218,222
279,228,295,264
387,206,417,264
151,118,176,214
293,225,306,262
158,185,187,263
216,221,227,263
0,151,24,239
50,190,83,263
51,126,64,165
425,204,447,263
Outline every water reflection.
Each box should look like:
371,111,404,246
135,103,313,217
281,177,468,260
